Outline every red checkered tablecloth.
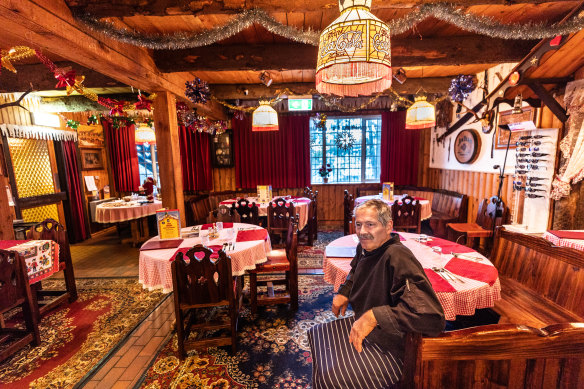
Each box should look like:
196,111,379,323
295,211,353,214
139,223,272,293
542,231,584,251
323,233,501,321
0,240,60,284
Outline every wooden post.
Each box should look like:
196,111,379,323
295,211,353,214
153,92,186,227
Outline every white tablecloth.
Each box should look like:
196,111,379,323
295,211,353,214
220,196,311,230
354,195,432,220
95,200,162,223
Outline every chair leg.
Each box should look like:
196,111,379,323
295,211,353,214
250,273,258,314
230,309,237,354
290,271,298,311
63,264,78,302
175,307,186,360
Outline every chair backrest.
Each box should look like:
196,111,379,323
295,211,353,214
0,249,29,314
343,190,355,235
285,216,299,267
216,204,240,223
26,218,71,266
303,187,313,198
392,195,422,233
234,198,259,225
476,196,506,231
172,245,234,307
268,197,296,231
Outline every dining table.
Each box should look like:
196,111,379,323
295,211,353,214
354,194,432,220
139,222,272,293
0,240,60,284
323,232,501,321
220,196,312,230
542,230,584,251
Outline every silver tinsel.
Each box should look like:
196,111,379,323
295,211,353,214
73,5,584,50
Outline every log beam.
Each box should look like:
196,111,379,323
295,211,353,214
154,38,538,72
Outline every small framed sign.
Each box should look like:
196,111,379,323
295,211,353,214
454,129,481,164
80,148,104,170
495,107,538,149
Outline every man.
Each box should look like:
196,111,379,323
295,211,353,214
308,199,445,388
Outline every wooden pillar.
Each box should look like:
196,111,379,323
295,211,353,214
153,91,186,227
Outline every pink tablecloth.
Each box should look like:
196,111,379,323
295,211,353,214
355,195,432,220
220,196,311,230
542,230,584,251
139,223,272,293
96,200,162,223
323,232,501,321
0,240,60,284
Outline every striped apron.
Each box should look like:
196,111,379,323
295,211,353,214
307,316,403,389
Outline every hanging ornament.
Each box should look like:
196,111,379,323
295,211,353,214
66,120,80,130
87,115,98,125
335,128,356,152
135,93,153,111
180,109,198,127
449,75,476,103
314,113,327,131
316,0,391,96
54,68,76,89
185,77,210,104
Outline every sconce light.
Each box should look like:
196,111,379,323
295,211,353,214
259,71,273,87
512,93,523,115
393,68,407,85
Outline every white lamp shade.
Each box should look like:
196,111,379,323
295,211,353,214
405,97,436,130
135,125,156,145
252,101,279,132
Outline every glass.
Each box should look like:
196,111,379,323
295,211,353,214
226,227,236,241
200,229,209,245
216,221,223,231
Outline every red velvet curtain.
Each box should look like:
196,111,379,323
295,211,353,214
179,125,213,191
102,118,140,192
380,111,420,186
233,114,311,189
62,140,89,242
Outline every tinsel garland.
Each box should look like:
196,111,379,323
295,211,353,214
449,75,476,103
73,5,584,50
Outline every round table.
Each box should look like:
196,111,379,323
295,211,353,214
355,195,432,220
542,230,584,251
220,196,311,230
139,223,272,293
96,200,162,246
323,232,501,321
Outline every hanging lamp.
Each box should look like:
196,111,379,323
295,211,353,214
316,0,391,97
405,96,436,129
252,100,279,131
135,125,156,146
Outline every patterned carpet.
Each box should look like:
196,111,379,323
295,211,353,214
0,277,166,389
138,274,348,389
297,230,344,269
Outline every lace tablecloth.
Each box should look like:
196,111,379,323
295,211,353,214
220,196,311,229
96,200,162,223
354,195,432,220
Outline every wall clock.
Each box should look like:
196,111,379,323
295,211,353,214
454,129,481,164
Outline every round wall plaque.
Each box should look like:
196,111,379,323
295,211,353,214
454,129,481,164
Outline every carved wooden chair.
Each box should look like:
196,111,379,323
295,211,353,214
267,197,296,246
172,245,242,359
343,189,355,235
392,195,422,234
0,249,41,363
233,198,259,225
26,218,77,315
214,204,241,223
249,216,298,314
298,192,318,246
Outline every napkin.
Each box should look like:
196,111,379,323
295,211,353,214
170,245,224,262
325,245,356,258
427,237,475,254
140,239,183,251
236,229,268,242
423,268,456,292
548,230,584,240
0,240,27,250
445,257,499,286
201,222,233,230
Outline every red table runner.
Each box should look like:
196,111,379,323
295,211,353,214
201,222,234,230
424,268,456,292
445,257,499,286
236,229,268,242
548,230,584,239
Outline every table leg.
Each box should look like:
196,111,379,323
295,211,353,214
122,218,151,247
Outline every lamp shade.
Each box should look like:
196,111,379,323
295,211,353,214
135,125,156,145
252,101,279,132
316,0,391,97
405,96,436,129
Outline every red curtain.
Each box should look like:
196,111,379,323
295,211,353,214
179,125,213,191
62,140,89,242
380,111,420,186
102,118,140,192
233,114,311,189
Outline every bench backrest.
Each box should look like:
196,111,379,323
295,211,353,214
430,189,468,221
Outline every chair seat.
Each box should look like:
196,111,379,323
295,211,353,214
447,222,493,238
252,249,290,272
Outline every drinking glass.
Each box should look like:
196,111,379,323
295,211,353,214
216,221,223,231
201,229,209,245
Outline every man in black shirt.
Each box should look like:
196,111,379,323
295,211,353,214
308,199,445,388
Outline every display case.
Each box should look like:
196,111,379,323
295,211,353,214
211,131,234,167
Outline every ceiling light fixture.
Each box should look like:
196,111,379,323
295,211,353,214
405,96,436,130
252,100,279,131
259,71,273,87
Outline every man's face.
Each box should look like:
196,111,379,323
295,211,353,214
355,207,393,251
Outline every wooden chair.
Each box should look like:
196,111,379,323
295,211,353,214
267,197,296,246
172,245,242,359
343,189,355,235
0,249,41,363
233,198,259,225
249,216,299,314
214,204,241,223
392,195,422,234
446,196,506,252
298,192,318,246
26,218,77,315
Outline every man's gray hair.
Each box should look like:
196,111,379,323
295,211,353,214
353,199,393,227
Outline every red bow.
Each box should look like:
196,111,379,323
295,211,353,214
135,94,152,111
55,69,76,89
110,101,125,116
98,97,116,109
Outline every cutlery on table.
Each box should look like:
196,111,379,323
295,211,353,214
450,252,484,262
432,267,450,281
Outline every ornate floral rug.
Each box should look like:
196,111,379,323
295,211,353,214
0,277,167,389
298,230,344,269
138,275,346,389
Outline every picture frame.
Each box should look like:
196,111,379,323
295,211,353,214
80,148,104,170
211,131,234,167
495,107,538,149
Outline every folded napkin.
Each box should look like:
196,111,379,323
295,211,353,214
548,230,584,240
236,229,268,242
292,198,311,204
201,222,233,230
427,237,475,254
423,268,456,292
0,240,28,250
325,245,356,258
170,245,224,262
445,257,498,286
140,239,183,251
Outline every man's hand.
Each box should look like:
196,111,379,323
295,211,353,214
349,309,377,353
332,294,349,317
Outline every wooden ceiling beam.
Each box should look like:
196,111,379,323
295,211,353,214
0,0,226,120
66,0,571,17
154,38,537,72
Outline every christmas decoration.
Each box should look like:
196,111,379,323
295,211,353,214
185,78,210,104
66,120,80,130
87,115,98,125
0,46,36,73
146,118,154,128
314,113,327,131
335,128,356,152
142,177,156,200
135,93,153,111
449,75,476,103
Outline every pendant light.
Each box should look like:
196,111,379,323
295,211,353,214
135,125,156,146
252,100,279,132
405,96,436,130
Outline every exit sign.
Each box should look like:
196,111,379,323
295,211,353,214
288,98,313,111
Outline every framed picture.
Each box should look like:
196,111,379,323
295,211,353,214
80,148,104,170
211,131,234,167
495,107,538,149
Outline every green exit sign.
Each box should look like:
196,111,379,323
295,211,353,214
288,98,313,111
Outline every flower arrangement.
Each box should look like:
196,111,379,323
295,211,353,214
318,163,332,178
